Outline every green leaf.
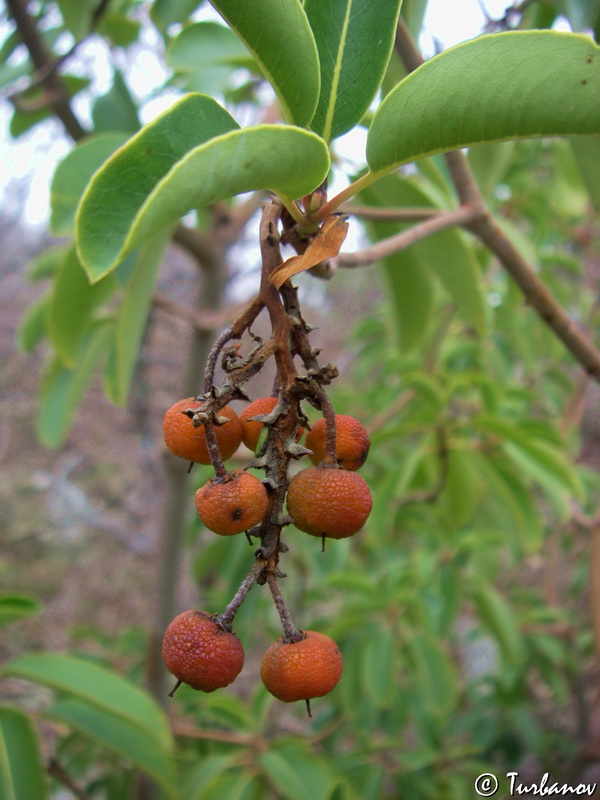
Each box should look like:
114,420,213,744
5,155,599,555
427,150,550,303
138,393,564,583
304,0,402,141
401,0,430,40
409,633,458,715
37,321,113,448
51,134,128,236
555,0,600,31
0,706,48,800
98,13,141,48
467,141,515,199
571,137,600,211
167,22,256,94
0,594,42,627
439,448,486,529
104,226,173,405
56,0,94,40
470,579,525,666
259,741,337,800
151,0,205,29
4,653,173,752
362,627,395,707
367,31,600,175
76,93,239,279
26,244,70,282
48,246,116,367
92,70,140,134
16,293,50,353
77,102,330,282
46,699,177,797
208,0,320,126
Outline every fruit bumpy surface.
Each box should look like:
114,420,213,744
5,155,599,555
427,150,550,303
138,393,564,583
162,398,243,464
286,466,372,539
260,630,343,702
162,610,244,692
195,470,269,535
305,414,370,471
240,396,304,452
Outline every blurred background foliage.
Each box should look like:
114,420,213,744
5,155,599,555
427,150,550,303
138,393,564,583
2,0,600,798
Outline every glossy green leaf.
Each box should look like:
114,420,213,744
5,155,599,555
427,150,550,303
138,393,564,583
151,0,205,29
367,31,600,174
37,321,113,448
470,579,525,666
46,699,177,797
76,93,239,279
92,70,140,134
0,594,42,627
304,0,402,141
209,0,320,126
104,226,173,405
77,112,329,281
16,293,50,353
167,22,256,94
48,246,116,367
4,653,173,752
51,134,128,236
0,706,48,800
409,633,458,715
555,0,600,31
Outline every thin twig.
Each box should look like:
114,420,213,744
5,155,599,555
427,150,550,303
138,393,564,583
152,293,248,332
339,204,443,222
47,758,91,800
219,561,265,627
267,573,301,642
335,206,478,268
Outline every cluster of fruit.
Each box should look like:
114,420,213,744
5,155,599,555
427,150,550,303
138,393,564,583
160,394,372,711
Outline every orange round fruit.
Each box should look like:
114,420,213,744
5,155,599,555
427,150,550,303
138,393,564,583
163,398,243,464
286,466,372,539
260,630,343,702
195,470,269,535
162,610,244,692
305,414,370,471
240,397,304,452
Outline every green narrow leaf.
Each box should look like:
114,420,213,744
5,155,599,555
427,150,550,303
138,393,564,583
105,226,173,405
304,0,402,141
439,448,486,529
409,633,458,715
92,70,141,134
10,75,89,137
46,699,177,797
367,31,600,174
48,246,116,366
401,0,430,40
467,141,515,199
16,293,50,353
571,137,600,211
259,742,336,800
26,244,70,282
209,0,320,126
51,134,128,236
362,627,395,707
470,579,525,666
4,654,173,752
37,321,113,448
77,108,330,281
0,594,42,627
0,706,48,800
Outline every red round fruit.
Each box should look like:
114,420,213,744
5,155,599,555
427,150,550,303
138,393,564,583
162,610,244,692
260,630,343,702
286,466,372,539
195,470,269,535
240,397,304,452
305,414,370,471
163,398,242,464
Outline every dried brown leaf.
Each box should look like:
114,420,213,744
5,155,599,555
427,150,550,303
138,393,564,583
270,215,349,289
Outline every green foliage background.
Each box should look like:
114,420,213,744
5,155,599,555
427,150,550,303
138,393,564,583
2,0,600,798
